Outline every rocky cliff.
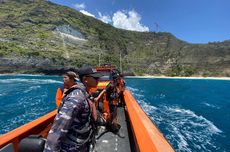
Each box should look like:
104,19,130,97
0,0,230,76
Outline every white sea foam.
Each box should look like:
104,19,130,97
0,78,62,84
23,86,41,93
138,100,157,111
130,89,223,152
202,102,220,109
155,106,222,151
127,86,158,116
127,86,145,102
1,105,51,134
126,86,140,92
0,93,6,96
0,74,45,77
167,106,222,134
171,124,192,152
154,93,166,99
134,93,144,98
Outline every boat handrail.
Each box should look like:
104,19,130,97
124,90,174,152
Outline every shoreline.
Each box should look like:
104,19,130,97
126,75,230,80
1,73,230,81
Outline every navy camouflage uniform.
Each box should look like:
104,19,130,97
44,86,93,152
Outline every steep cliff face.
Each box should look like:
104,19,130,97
0,0,230,76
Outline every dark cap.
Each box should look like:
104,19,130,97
65,71,78,81
111,70,120,79
78,66,102,78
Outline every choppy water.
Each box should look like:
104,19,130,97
126,78,230,152
0,74,61,134
0,75,230,152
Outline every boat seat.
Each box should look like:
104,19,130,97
0,143,14,152
19,135,46,152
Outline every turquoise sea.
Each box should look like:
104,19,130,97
0,75,230,152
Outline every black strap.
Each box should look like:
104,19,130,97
58,86,86,113
63,87,77,98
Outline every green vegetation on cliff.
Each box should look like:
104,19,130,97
0,0,230,76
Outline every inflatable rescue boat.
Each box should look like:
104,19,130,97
0,66,174,152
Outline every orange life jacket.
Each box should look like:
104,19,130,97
55,86,64,107
117,78,125,92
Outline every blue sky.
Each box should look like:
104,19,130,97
49,0,230,44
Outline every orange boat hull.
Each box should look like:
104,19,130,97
0,90,174,152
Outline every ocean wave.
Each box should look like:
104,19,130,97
0,93,6,96
171,124,192,152
0,101,53,135
15,74,45,77
0,113,40,134
126,85,224,151
138,100,157,116
127,86,158,116
23,86,41,93
202,102,220,109
154,93,166,99
166,106,222,134
0,78,62,84
150,105,222,151
133,93,144,98
128,87,222,151
126,86,140,92
0,74,44,77
126,86,145,101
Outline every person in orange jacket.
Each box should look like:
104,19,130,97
55,71,77,107
45,69,102,152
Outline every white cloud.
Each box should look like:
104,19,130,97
98,12,112,24
78,8,149,32
80,10,95,18
74,3,85,9
112,10,149,32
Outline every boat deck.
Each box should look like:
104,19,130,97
94,107,132,152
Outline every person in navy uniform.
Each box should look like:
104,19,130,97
44,67,101,152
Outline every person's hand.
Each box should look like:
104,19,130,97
94,89,106,102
